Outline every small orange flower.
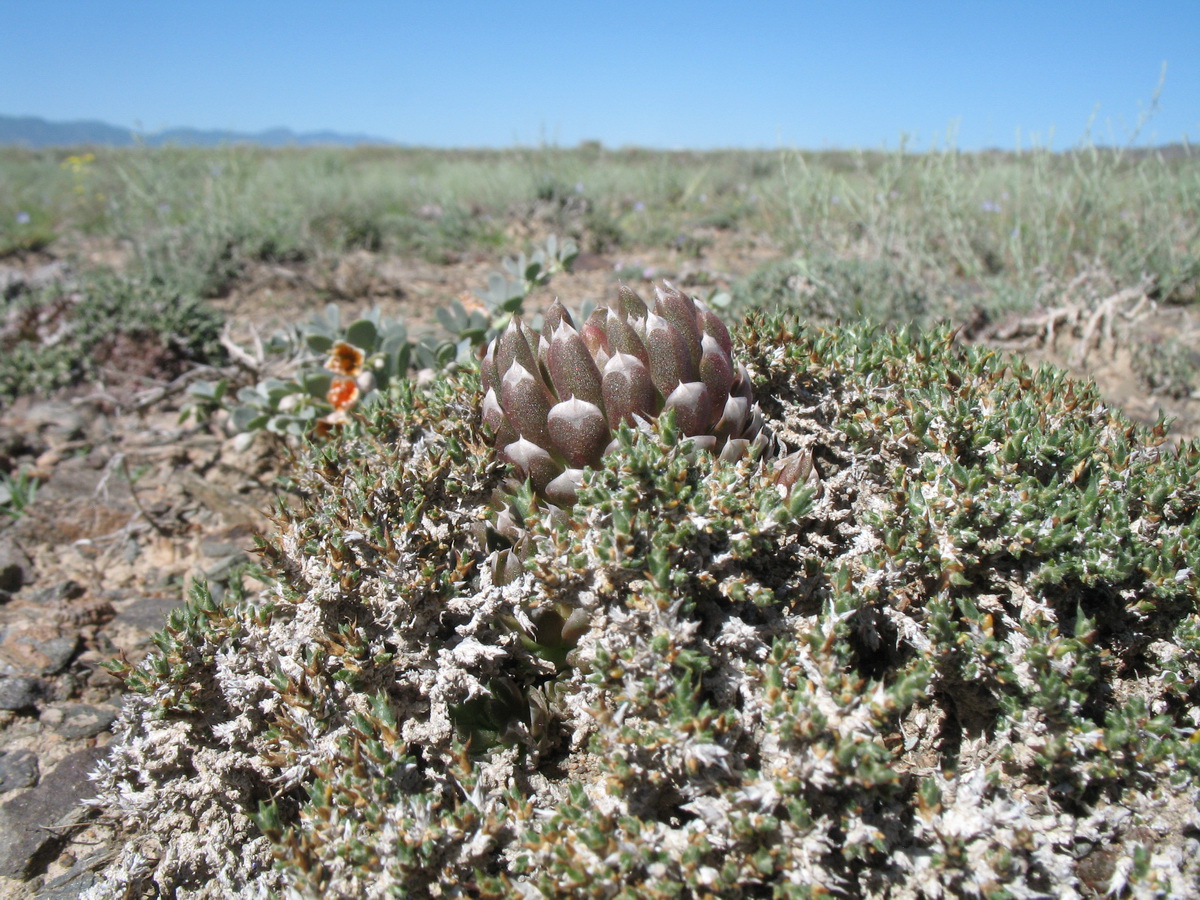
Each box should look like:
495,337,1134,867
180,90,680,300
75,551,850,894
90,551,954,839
326,341,365,377
327,375,360,412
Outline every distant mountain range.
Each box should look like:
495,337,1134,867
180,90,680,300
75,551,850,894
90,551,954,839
0,114,395,148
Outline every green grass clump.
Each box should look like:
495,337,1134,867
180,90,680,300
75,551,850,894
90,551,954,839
0,269,225,399
88,312,1200,898
5,142,1193,328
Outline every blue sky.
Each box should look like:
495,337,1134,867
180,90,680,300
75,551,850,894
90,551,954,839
1,1,1196,150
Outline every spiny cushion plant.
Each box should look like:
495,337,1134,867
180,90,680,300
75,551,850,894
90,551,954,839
87,312,1200,899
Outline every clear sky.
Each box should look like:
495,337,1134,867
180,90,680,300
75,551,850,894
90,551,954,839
1,1,1196,150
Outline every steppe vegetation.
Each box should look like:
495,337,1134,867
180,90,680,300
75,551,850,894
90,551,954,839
0,139,1198,898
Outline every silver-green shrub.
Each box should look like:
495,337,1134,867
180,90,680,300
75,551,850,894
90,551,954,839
88,313,1200,899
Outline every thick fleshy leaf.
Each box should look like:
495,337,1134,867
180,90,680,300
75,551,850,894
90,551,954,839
663,381,711,437
497,318,539,385
482,387,517,447
547,321,604,408
491,548,524,586
617,284,648,320
544,468,585,506
481,341,500,394
774,449,815,492
719,438,750,463
500,361,554,448
731,362,754,401
494,507,522,542
654,283,703,365
604,310,650,368
542,298,574,335
601,352,657,428
547,398,609,468
713,395,750,442
644,312,697,398
581,308,610,358
500,438,559,491
681,435,718,457
698,332,734,425
695,298,733,358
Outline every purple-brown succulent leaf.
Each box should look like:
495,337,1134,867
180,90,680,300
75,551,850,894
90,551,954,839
481,341,500,394
617,284,648,320
750,430,771,459
695,297,733,358
497,318,539,384
547,397,610,468
544,468,585,506
654,282,703,365
543,298,575,335
713,394,750,442
536,334,551,379
547,321,605,408
494,507,523,542
604,310,651,368
698,333,734,425
731,361,754,401
645,312,698,398
663,381,712,437
747,404,766,439
773,449,816,494
500,361,554,448
500,437,559,491
719,437,751,463
482,387,518,447
581,308,611,359
491,548,524,586
601,352,657,429
681,434,718,458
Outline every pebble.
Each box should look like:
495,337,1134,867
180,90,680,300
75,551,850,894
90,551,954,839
51,704,118,740
27,580,84,606
0,676,45,711
39,637,79,675
0,630,80,676
22,402,87,447
0,749,39,792
34,868,97,899
0,745,108,878
111,593,180,633
0,535,32,592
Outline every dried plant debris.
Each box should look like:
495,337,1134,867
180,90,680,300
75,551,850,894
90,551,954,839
85,313,1200,899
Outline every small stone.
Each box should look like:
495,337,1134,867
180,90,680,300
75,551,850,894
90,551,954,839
38,636,81,675
23,401,87,447
0,745,107,878
0,676,45,710
35,852,106,899
203,552,246,580
52,704,118,740
200,538,246,558
0,535,32,592
0,629,79,676
28,580,85,606
0,749,39,792
111,594,180,633
35,870,98,900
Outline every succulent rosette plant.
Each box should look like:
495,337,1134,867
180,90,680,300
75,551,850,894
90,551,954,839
480,282,810,504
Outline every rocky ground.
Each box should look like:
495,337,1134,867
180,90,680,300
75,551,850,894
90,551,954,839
0,240,1197,899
